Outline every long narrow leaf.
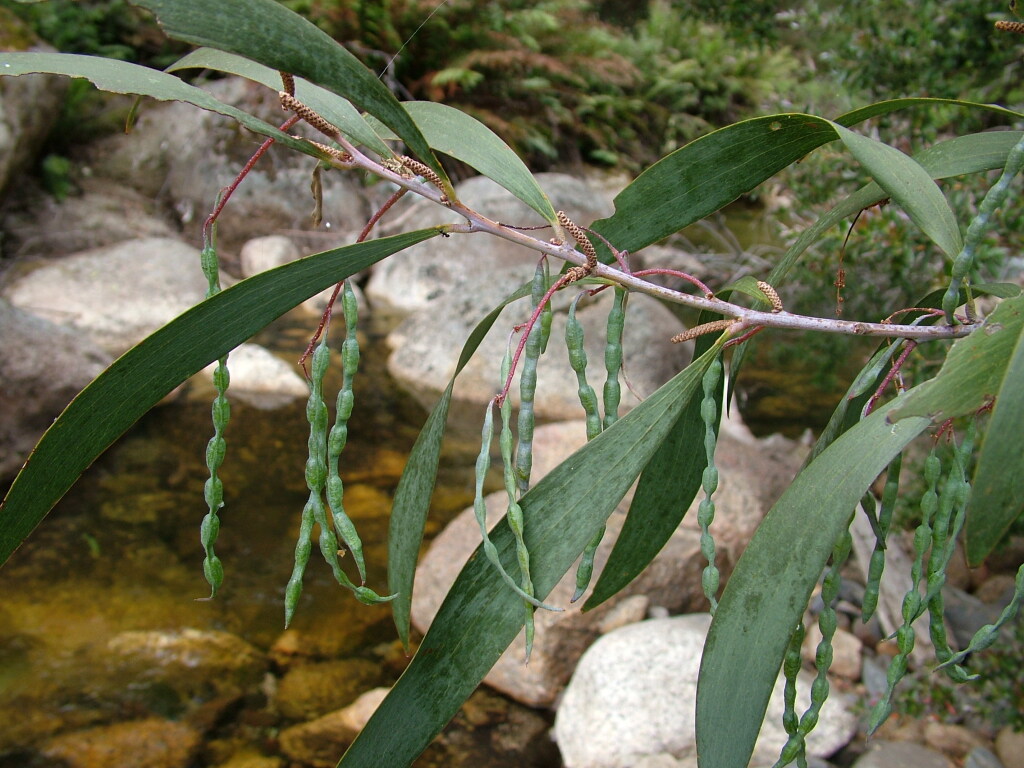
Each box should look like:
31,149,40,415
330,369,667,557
341,344,723,767
130,0,449,190
368,102,558,224
889,293,1024,423
836,97,1024,127
770,131,1024,288
966,318,1024,564
167,48,394,158
0,52,321,159
389,283,535,647
833,125,962,259
695,398,930,768
591,114,839,254
0,229,439,565
583,333,722,610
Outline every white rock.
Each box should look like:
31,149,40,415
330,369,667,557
201,344,309,410
554,615,857,768
239,235,301,276
366,173,614,317
3,237,211,356
387,288,691,418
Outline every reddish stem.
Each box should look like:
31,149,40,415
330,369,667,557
203,115,301,249
496,270,576,405
632,268,714,299
298,187,409,375
724,325,764,348
864,340,917,416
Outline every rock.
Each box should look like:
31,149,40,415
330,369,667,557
996,727,1024,768
923,722,989,760
860,654,890,700
213,752,284,768
335,687,390,732
277,687,388,768
850,513,934,666
943,585,1004,649
274,658,382,720
595,594,650,634
802,625,862,681
2,177,179,258
635,755,692,768
553,614,857,768
278,710,359,768
0,11,67,202
851,740,953,768
3,237,212,356
366,173,614,317
40,717,201,768
974,573,1018,606
0,298,112,480
239,235,303,276
95,629,267,711
387,287,690,418
411,420,804,708
236,234,371,316
966,746,1006,768
81,77,369,252
199,343,309,409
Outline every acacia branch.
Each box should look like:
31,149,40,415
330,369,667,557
290,105,981,344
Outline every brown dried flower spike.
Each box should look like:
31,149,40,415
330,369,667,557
557,210,598,276
996,19,1024,33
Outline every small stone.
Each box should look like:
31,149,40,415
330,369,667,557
596,595,649,634
274,658,382,720
338,687,389,732
802,625,862,681
923,721,988,760
278,710,358,768
40,718,201,768
965,746,1006,768
851,740,952,768
239,235,301,276
199,343,308,410
974,574,1018,606
996,726,1024,768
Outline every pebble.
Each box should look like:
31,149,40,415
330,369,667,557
996,727,1024,768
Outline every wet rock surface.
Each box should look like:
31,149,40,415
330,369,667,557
39,717,201,768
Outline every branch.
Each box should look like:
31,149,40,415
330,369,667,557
280,94,982,344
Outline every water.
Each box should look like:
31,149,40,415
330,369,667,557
0,309,556,766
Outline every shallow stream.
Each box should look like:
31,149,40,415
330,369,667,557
0,309,559,767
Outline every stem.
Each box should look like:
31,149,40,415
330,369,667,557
285,106,981,345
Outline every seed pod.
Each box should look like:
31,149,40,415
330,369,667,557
602,287,627,430
862,455,901,622
198,230,231,598
284,504,315,627
942,133,1024,321
565,293,604,600
697,355,723,613
326,281,367,582
869,446,942,734
500,342,538,660
473,399,558,616
514,262,547,495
